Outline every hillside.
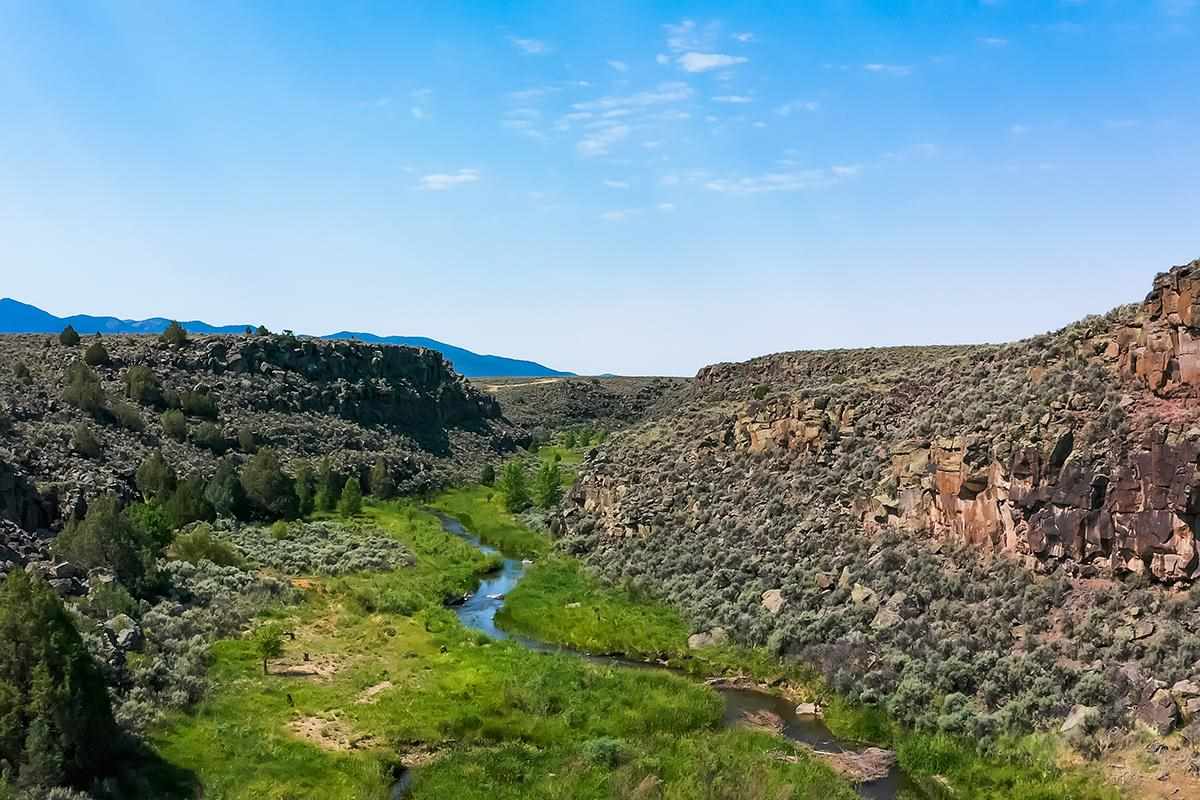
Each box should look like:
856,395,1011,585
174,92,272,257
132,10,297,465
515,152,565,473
0,330,523,537
560,258,1200,751
0,298,572,378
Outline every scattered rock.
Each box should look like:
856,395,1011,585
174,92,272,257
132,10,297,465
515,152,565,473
761,589,785,614
687,628,729,650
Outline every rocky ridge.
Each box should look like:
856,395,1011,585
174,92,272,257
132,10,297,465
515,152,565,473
560,259,1200,741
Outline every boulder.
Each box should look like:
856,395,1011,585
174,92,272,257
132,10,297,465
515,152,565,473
1137,688,1179,735
761,589,785,615
850,583,879,608
815,572,836,591
688,628,729,650
1060,704,1099,735
795,702,821,716
871,606,902,631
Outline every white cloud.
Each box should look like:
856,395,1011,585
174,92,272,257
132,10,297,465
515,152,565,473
776,100,819,116
608,60,629,72
572,82,694,112
752,121,767,128
510,37,548,54
601,208,639,222
578,124,631,157
704,165,861,194
411,107,428,120
713,95,752,103
656,53,671,65
419,169,480,191
733,32,754,43
509,87,556,102
642,140,662,149
657,202,676,212
1010,123,1031,136
664,19,720,52
603,179,631,189
864,63,912,76
979,36,1009,46
678,52,748,73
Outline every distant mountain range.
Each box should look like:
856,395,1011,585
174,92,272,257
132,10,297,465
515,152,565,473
0,298,572,378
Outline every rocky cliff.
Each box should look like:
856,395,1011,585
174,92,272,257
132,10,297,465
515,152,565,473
0,332,521,531
561,258,1200,740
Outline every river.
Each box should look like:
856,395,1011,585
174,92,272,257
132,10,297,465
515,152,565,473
401,512,926,800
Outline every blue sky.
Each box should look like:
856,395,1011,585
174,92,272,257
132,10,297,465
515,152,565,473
1,1,1198,375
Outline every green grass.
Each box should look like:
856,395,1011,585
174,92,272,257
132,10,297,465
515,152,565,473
149,499,855,800
429,485,550,558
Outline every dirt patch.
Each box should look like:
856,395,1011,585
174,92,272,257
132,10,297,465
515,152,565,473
288,715,379,752
273,652,342,680
355,680,394,704
1090,739,1200,799
397,743,446,768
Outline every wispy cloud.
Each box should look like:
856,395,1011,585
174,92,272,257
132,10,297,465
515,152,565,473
411,107,429,120
1105,118,1142,129
603,179,631,189
664,19,720,52
578,123,631,157
1009,123,1031,136
713,95,752,103
510,36,549,54
733,32,754,43
979,36,1009,46
509,86,556,102
655,53,671,65
678,53,748,73
572,82,694,112
607,60,629,72
704,164,861,194
1161,0,1197,17
864,63,912,76
776,100,819,116
420,169,481,190
657,202,676,212
601,208,640,222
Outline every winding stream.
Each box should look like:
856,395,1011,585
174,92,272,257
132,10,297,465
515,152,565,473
428,513,924,800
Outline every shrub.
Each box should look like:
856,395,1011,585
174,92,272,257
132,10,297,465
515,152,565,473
269,520,292,540
580,736,628,767
62,360,105,414
110,400,145,432
71,424,100,458
293,460,315,516
369,457,395,499
240,448,298,520
83,339,110,367
254,623,285,675
255,325,270,336
54,495,158,597
562,430,577,449
13,362,31,384
160,409,187,442
191,421,227,454
179,390,218,420
480,464,496,486
165,475,215,528
125,502,174,551
169,524,243,568
0,571,117,788
205,458,247,519
124,366,162,406
159,320,188,347
338,477,363,517
58,325,80,346
498,462,531,513
136,450,177,502
79,580,138,621
752,384,770,400
237,425,257,454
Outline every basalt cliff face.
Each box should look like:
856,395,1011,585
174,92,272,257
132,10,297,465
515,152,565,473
0,332,521,535
561,259,1200,739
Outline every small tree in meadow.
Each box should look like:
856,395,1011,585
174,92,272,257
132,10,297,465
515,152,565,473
338,476,363,517
59,324,81,346
534,461,563,509
498,462,531,513
254,623,285,675
480,463,496,486
369,458,395,499
160,320,188,347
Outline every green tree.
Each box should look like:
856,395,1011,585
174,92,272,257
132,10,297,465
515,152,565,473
124,366,162,406
160,409,187,442
125,502,174,551
205,457,247,519
254,623,285,675
237,425,257,454
58,325,80,346
0,571,117,789
255,325,270,337
135,450,177,502
110,401,144,432
165,474,215,528
314,456,341,512
191,421,226,454
480,463,496,486
159,320,188,347
293,459,315,516
369,458,395,499
533,461,563,509
338,476,363,517
62,361,105,414
561,430,577,449
240,448,297,520
54,495,157,597
82,339,109,367
498,462,531,513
